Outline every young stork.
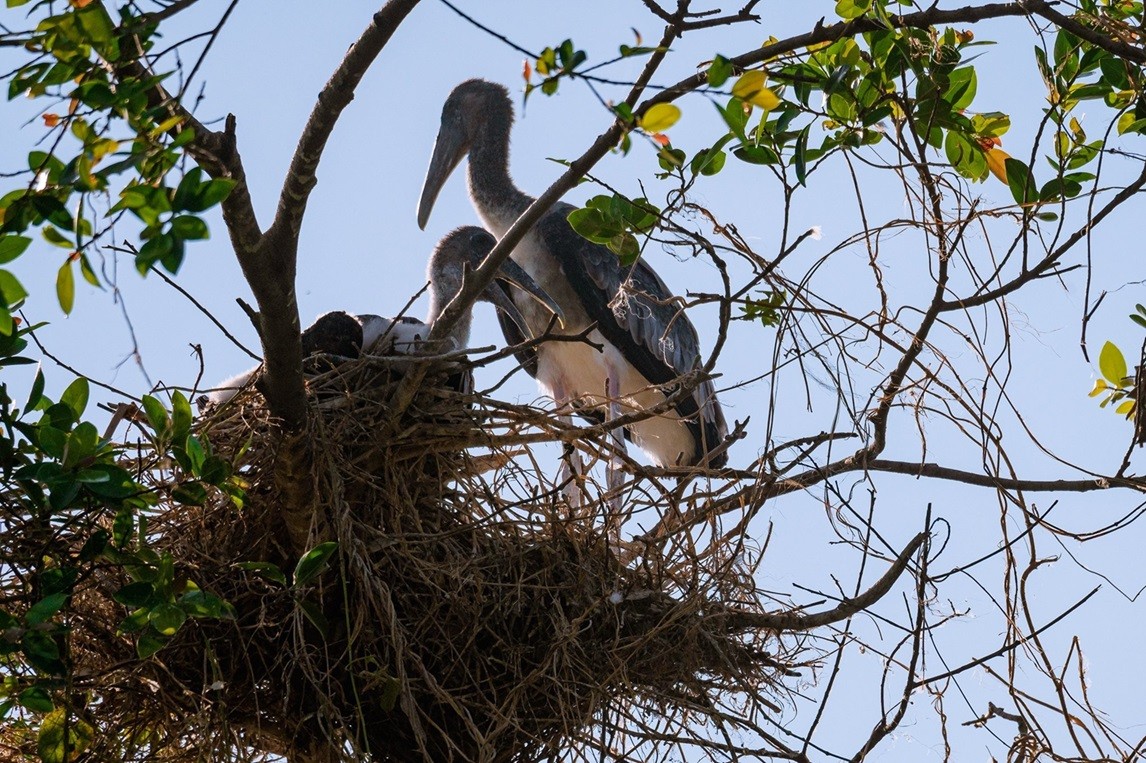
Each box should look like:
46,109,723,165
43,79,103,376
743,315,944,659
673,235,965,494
417,80,728,510
204,226,561,405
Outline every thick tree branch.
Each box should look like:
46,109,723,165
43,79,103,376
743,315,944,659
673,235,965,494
270,0,421,244
1024,0,1146,65
640,2,1037,111
241,0,420,434
659,455,1145,541
714,532,927,632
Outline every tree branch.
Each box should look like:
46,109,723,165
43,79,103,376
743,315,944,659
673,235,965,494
714,531,927,632
940,163,1146,310
1023,0,1146,65
270,0,421,244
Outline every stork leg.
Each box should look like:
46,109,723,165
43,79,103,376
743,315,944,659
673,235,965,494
551,380,584,515
604,373,626,543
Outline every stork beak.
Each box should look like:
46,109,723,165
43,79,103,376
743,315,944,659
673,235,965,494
493,258,566,330
417,117,467,230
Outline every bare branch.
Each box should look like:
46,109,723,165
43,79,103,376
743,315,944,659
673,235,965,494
270,0,421,243
714,532,927,631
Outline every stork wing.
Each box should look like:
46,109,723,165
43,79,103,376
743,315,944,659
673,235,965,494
539,205,727,464
494,283,540,378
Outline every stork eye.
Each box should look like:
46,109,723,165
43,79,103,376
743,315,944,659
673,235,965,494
470,231,493,251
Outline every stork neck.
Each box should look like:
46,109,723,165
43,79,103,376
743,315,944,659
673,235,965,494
467,106,532,228
426,299,472,352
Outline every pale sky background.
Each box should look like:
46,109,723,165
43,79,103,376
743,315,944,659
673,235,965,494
2,2,1145,760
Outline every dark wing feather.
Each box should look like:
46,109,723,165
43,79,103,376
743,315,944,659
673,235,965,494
494,282,540,377
538,205,727,466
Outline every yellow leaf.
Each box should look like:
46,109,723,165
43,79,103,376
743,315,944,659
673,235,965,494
731,71,779,110
639,103,681,133
1116,400,1135,417
984,148,1010,184
1099,340,1129,386
1089,378,1108,397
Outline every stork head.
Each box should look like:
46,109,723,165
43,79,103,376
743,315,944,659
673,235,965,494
417,79,512,229
428,226,563,336
301,311,363,358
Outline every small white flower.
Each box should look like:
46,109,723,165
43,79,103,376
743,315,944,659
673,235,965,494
608,591,624,605
208,680,226,692
809,225,822,241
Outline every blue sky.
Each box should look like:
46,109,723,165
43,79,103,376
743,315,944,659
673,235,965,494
3,2,1146,759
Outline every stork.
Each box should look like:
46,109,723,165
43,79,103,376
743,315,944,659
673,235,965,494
417,79,728,510
204,226,561,405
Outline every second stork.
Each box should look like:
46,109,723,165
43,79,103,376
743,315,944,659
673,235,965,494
418,79,728,475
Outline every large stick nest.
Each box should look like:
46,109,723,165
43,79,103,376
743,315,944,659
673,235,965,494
5,355,801,762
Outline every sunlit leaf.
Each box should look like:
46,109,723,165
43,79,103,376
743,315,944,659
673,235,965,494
1099,341,1128,385
293,541,338,587
639,103,681,133
59,377,88,418
37,708,93,763
0,235,32,264
731,71,780,110
56,261,75,315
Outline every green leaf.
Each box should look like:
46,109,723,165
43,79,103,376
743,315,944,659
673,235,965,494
113,581,156,608
59,377,89,419
18,686,54,714
78,530,108,561
179,589,233,619
199,455,232,485
112,506,135,548
707,54,733,88
298,598,330,639
793,125,810,186
186,178,235,212
148,603,187,636
1004,157,1036,205
609,232,641,266
136,630,167,659
293,541,338,587
718,99,748,140
171,391,193,441
42,226,72,249
141,395,170,438
171,167,203,212
56,261,75,315
1099,341,1128,385
25,367,45,412
37,708,94,763
172,481,208,506
0,269,29,308
170,215,209,240
236,561,288,587
25,592,67,626
0,235,31,264
78,254,100,288
835,0,871,20
944,66,977,110
567,207,619,244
